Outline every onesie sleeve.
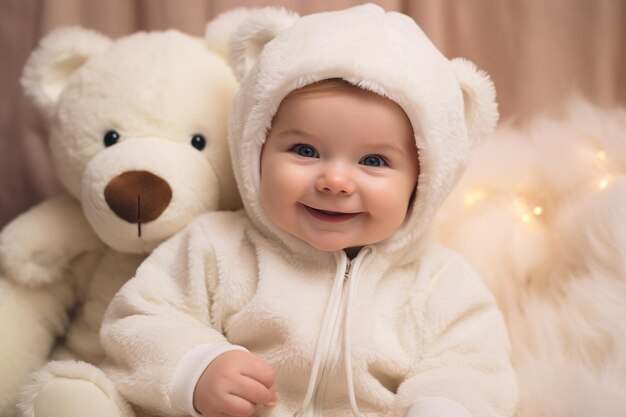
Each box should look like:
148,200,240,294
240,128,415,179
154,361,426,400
394,253,518,417
100,214,238,415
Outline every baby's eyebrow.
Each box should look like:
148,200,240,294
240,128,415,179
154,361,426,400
275,127,315,139
364,143,404,156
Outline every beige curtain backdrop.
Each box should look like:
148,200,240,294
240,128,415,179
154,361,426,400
1,0,624,227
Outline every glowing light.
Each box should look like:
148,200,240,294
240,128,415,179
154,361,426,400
598,177,610,190
533,206,543,216
597,151,607,161
465,190,486,207
521,213,532,224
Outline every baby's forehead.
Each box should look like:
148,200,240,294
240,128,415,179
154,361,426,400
269,82,415,148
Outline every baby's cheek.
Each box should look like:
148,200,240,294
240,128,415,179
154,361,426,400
260,162,302,207
273,163,309,191
371,186,412,228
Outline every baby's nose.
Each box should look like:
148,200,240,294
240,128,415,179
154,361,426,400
316,165,355,195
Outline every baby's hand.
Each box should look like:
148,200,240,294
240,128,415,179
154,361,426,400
194,350,277,417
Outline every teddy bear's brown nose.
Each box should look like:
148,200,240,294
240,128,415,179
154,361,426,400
104,171,172,225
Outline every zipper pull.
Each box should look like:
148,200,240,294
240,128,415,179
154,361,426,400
344,260,353,281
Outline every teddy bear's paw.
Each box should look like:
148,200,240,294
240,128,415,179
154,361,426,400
0,249,69,287
29,378,121,417
17,361,136,417
0,196,104,287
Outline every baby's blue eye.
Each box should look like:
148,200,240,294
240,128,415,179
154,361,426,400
360,155,386,167
293,144,318,158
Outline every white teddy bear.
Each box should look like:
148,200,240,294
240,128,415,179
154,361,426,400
0,10,249,417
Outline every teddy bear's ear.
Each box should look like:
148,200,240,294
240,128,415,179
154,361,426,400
21,27,111,117
227,7,299,82
450,58,499,148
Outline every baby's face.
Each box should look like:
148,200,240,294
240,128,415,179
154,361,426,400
260,87,418,253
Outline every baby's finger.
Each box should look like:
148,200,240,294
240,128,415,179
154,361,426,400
222,394,255,417
240,355,276,388
265,386,278,407
231,375,275,406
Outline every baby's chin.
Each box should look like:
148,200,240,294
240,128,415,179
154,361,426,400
287,226,388,255
303,237,368,256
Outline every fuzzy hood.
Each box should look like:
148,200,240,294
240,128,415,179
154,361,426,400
228,4,498,258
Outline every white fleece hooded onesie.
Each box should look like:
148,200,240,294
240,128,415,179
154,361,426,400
101,5,518,417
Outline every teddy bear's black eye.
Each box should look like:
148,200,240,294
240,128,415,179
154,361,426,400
191,134,207,151
103,130,120,147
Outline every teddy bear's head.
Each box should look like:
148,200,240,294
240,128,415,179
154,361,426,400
21,13,247,253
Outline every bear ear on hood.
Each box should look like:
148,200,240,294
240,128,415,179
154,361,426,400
450,57,499,148
21,27,111,118
205,8,255,61
228,7,299,82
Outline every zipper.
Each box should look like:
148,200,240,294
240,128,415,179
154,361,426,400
313,257,352,416
344,259,353,280
308,255,358,417
298,248,373,417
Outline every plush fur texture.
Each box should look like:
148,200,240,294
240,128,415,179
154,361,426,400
18,361,134,417
228,6,299,81
0,197,103,286
450,58,499,147
0,279,72,414
435,98,626,417
20,27,111,117
0,11,247,417
205,7,255,60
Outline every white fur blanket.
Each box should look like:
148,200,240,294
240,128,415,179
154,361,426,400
436,98,626,417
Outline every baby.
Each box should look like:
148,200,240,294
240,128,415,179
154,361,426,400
101,5,518,417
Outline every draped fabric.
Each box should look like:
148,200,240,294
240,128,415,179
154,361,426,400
1,0,624,227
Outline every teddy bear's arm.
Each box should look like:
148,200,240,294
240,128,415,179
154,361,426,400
0,195,105,287
0,277,75,417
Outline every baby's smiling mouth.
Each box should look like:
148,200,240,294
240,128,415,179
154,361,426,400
302,204,361,222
